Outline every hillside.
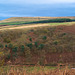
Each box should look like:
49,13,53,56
0,17,75,72
0,17,74,26
0,16,75,23
0,17,52,23
0,23,75,65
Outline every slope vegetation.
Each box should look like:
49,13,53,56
0,16,75,23
0,23,75,65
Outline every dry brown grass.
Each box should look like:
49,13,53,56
0,24,50,31
1,67,75,75
0,65,75,75
0,17,52,23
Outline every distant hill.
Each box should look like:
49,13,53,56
0,17,75,23
0,17,9,21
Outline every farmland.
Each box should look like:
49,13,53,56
0,17,75,75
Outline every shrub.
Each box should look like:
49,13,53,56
53,41,58,45
8,43,13,48
5,44,7,48
62,33,66,36
12,47,18,52
42,36,47,40
25,49,32,64
0,52,5,66
38,44,44,50
38,50,46,65
26,43,33,49
29,38,32,42
3,38,11,43
20,45,25,52
34,42,38,48
13,53,17,58
0,44,3,48
6,54,11,60
0,59,4,66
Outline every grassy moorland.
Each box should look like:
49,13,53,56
0,17,75,75
0,24,75,64
0,18,74,26
0,17,75,23
0,17,52,23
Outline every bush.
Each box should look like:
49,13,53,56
26,43,33,49
8,43,13,48
0,44,3,48
34,42,38,48
42,36,47,40
38,44,44,50
13,53,17,58
12,47,18,52
62,33,66,36
0,52,5,66
25,49,32,64
29,38,32,42
6,54,11,60
20,45,25,52
3,38,11,43
5,44,7,48
53,41,58,45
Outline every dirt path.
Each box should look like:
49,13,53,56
0,24,51,31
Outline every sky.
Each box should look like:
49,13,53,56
0,0,75,20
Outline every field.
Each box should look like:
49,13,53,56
0,17,75,75
0,66,75,75
0,17,75,23
0,22,75,31
0,17,74,26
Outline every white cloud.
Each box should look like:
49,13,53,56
0,0,75,4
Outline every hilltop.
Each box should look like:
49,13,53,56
0,16,75,23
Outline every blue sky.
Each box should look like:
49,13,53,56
0,0,75,20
